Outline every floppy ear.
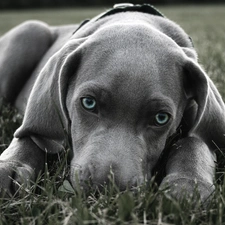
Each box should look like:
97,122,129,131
182,47,198,61
181,48,209,135
14,38,86,153
178,47,225,151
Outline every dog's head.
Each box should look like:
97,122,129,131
15,16,208,190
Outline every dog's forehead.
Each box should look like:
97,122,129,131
75,23,184,103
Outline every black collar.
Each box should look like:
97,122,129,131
96,3,164,21
73,4,164,34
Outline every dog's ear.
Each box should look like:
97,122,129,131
181,48,209,135
14,38,87,153
182,47,198,61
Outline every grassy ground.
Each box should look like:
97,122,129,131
0,5,225,225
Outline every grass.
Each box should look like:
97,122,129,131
0,4,225,225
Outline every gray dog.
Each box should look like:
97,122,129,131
0,4,224,201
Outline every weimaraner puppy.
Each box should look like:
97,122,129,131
0,4,224,201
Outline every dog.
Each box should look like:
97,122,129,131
0,4,224,201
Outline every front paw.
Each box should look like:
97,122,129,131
0,160,35,197
159,175,215,203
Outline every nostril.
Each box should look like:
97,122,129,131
70,164,88,190
71,163,102,191
131,175,145,187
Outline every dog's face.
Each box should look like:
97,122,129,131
66,25,189,190
15,20,207,191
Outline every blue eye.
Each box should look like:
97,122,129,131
155,112,170,126
81,97,97,111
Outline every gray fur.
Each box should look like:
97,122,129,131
0,10,224,200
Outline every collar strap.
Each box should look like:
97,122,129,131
73,4,164,34
96,3,164,21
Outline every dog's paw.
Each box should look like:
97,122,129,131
159,176,215,204
0,160,35,197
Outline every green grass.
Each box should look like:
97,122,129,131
0,5,225,225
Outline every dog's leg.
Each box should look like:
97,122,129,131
0,21,53,196
0,20,53,103
160,137,216,203
0,137,45,196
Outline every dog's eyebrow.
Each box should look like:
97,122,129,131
73,82,109,102
146,96,176,113
75,81,105,93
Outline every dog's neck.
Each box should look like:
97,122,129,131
73,3,164,35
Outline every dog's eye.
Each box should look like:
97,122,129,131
81,97,97,111
155,112,170,126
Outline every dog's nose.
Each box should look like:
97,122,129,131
71,161,146,191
